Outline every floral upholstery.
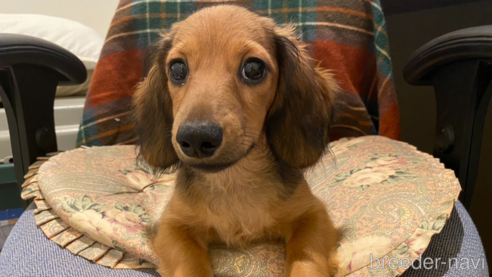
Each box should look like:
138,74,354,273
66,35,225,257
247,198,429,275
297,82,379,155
20,136,461,276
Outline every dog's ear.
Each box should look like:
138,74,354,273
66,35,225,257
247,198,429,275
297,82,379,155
266,25,339,169
132,32,179,172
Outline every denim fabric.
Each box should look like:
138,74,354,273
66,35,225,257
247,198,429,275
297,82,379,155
401,201,489,277
0,202,488,277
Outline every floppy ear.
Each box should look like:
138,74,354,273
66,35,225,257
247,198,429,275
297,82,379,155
266,25,339,169
132,33,179,172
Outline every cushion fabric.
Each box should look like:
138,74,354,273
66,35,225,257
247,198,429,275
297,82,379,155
18,136,461,276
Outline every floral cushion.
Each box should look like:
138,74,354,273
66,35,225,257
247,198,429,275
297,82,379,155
20,136,460,276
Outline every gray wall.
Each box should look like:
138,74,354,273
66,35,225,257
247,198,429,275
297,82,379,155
385,0,492,265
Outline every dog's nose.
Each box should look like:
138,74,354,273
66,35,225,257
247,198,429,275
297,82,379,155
176,121,223,158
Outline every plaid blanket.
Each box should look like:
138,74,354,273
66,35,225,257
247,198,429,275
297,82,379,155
76,0,400,147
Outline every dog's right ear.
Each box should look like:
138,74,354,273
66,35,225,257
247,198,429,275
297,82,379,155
265,25,339,169
132,32,179,172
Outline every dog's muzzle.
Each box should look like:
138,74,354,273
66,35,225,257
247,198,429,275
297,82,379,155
176,121,223,158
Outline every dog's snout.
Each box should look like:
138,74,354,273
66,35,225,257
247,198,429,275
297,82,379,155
176,121,223,158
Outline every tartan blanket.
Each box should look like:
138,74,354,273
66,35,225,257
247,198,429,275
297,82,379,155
76,0,400,147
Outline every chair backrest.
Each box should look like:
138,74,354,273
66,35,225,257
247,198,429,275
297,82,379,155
76,0,400,147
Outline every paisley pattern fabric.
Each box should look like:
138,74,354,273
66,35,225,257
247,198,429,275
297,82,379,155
20,136,460,276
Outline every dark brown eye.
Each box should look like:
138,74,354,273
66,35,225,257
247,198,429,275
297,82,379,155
169,60,188,84
241,58,266,83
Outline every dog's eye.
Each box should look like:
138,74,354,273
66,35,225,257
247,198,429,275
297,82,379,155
169,60,188,84
242,58,265,83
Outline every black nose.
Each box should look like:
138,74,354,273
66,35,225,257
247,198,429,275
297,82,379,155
176,121,223,158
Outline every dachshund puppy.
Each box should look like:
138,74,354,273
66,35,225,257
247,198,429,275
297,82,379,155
133,5,340,277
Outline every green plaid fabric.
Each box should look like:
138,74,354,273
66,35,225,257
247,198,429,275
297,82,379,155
77,0,400,147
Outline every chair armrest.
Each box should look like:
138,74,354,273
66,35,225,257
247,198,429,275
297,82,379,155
0,33,86,85
0,34,87,195
403,25,492,209
404,25,492,85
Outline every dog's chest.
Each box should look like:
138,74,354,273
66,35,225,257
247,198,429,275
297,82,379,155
198,183,280,246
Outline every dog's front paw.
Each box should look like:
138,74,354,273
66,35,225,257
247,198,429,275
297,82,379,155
286,256,339,277
152,218,214,277
327,251,340,277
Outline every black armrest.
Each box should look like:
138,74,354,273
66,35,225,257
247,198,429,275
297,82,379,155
0,33,86,85
403,25,492,209
404,25,492,85
0,33,87,198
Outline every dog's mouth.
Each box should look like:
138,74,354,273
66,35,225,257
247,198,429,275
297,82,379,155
184,143,256,173
188,161,237,173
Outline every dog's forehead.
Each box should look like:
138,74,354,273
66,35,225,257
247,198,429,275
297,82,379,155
172,6,273,51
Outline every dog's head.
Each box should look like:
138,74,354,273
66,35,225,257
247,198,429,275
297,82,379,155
133,5,339,173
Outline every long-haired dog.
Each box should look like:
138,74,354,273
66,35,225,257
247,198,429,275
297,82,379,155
133,5,340,277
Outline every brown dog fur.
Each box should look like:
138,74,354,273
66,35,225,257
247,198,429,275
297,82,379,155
133,5,340,277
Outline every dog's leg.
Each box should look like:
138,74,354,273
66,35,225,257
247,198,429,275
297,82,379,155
153,222,213,277
284,203,339,277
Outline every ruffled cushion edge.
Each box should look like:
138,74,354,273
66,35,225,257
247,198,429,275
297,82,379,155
20,147,155,269
343,138,460,276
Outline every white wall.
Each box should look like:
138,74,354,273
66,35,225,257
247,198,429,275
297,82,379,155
0,0,120,158
1,0,120,37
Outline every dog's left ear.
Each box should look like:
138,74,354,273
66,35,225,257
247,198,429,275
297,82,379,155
266,25,339,169
132,31,180,172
